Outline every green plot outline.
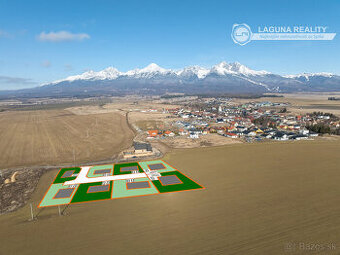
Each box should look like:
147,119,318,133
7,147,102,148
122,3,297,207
152,171,203,193
112,177,159,199
87,164,114,178
53,167,81,184
39,183,79,207
138,160,176,173
71,181,113,203
113,162,144,175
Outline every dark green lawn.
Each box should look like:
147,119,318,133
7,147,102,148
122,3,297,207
152,171,204,193
71,181,113,203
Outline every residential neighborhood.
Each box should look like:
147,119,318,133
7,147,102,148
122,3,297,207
139,98,340,143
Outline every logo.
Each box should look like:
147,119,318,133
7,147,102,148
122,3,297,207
231,23,252,45
231,23,336,46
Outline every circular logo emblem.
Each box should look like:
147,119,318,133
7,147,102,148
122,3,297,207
231,23,252,45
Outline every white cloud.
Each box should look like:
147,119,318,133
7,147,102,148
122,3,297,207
0,30,10,38
41,60,51,68
37,31,90,42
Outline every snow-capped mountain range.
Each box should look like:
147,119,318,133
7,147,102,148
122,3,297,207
50,62,271,84
2,62,339,97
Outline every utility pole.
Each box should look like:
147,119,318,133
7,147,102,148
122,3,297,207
62,204,70,215
58,205,61,216
29,203,34,221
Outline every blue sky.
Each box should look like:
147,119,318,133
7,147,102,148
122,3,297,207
0,0,339,90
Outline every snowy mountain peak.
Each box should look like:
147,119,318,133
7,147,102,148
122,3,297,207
125,63,172,77
209,61,269,76
103,66,120,73
97,67,121,78
211,61,233,75
138,63,170,74
177,65,210,79
229,62,250,73
56,66,121,83
285,72,334,79
233,62,270,75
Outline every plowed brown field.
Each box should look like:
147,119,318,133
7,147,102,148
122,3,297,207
1,140,340,254
0,110,134,169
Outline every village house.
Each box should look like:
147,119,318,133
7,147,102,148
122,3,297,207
189,132,199,139
179,129,189,136
164,130,175,137
123,142,154,159
225,132,238,138
147,130,159,139
272,131,289,141
133,142,153,154
291,134,308,140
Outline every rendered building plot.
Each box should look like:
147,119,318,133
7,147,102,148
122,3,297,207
39,160,204,207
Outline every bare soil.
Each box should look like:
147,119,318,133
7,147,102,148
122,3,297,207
162,134,242,148
0,109,134,169
1,140,339,254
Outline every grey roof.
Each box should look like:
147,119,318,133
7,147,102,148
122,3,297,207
133,142,152,151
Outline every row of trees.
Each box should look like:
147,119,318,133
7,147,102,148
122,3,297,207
309,112,339,120
252,116,276,128
306,123,340,135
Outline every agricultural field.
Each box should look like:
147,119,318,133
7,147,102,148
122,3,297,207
134,120,166,131
0,109,134,169
235,92,340,115
162,133,242,148
1,140,340,254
